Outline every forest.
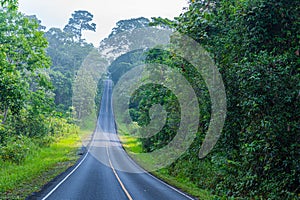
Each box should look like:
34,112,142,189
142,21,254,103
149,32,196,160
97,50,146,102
0,0,99,198
107,0,299,199
0,0,96,161
0,0,299,199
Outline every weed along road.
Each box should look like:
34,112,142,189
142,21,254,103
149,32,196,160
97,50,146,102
40,79,194,200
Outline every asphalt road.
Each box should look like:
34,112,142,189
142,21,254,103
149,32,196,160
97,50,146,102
39,79,194,200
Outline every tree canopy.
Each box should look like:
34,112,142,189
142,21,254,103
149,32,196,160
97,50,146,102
108,17,149,37
63,10,96,41
146,0,299,198
45,11,96,111
0,6,51,124
104,0,299,198
0,1,78,169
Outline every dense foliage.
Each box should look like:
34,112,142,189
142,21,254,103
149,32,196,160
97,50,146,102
108,49,146,84
45,11,96,112
63,10,96,41
107,0,299,198
0,2,79,164
1,0,298,198
108,17,149,38
155,0,299,198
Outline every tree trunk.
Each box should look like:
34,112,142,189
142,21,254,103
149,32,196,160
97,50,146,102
1,107,8,124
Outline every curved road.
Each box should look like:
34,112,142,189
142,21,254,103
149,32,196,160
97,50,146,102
39,80,194,200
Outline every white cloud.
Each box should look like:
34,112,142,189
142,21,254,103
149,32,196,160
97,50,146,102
19,0,188,46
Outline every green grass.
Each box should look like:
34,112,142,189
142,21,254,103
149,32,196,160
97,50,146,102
118,133,216,200
0,129,92,200
118,134,143,153
152,169,215,200
80,112,97,131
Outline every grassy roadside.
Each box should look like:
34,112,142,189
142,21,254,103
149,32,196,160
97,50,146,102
0,128,93,200
118,132,216,200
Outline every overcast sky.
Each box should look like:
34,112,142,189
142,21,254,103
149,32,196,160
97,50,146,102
19,0,188,46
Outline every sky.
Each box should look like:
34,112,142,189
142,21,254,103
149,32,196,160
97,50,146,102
18,0,189,47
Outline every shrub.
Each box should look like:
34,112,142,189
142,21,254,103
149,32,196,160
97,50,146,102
0,135,36,164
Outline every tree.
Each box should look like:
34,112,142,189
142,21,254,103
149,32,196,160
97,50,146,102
26,15,46,31
0,0,18,10
99,17,171,62
108,49,146,84
154,0,300,198
72,49,108,124
63,10,96,41
0,0,80,168
44,26,94,111
108,17,149,37
0,7,51,124
45,11,96,112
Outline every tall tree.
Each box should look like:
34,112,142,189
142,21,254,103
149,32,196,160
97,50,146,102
153,0,300,198
45,25,94,111
0,0,17,10
99,17,171,62
0,7,51,124
108,17,149,37
63,10,96,41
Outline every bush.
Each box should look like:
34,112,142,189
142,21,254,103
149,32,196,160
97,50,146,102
0,112,79,164
169,0,300,198
0,135,37,164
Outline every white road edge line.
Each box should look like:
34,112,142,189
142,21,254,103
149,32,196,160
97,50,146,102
42,80,114,200
42,80,110,199
41,147,89,200
106,144,133,200
116,136,195,200
42,79,193,200
111,78,194,200
146,171,195,200
42,124,98,200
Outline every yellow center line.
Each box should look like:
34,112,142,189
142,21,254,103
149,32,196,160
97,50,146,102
106,144,133,200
